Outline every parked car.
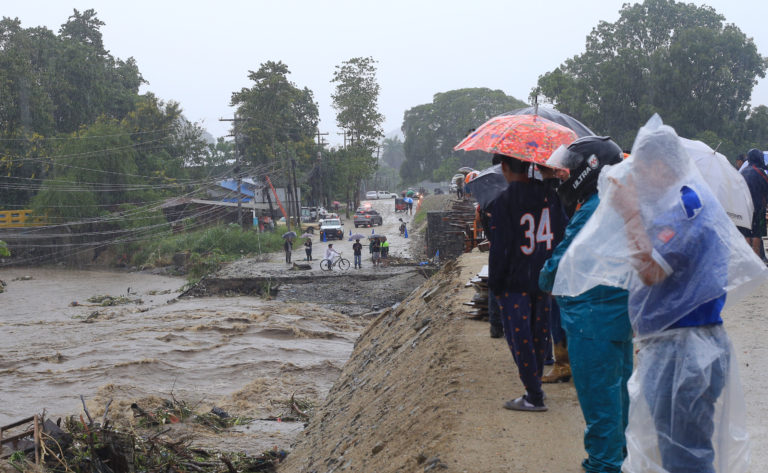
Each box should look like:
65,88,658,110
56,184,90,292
377,190,396,199
365,190,378,200
319,218,344,240
354,209,383,227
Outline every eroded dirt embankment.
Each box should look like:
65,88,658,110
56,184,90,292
277,258,470,473
276,249,592,473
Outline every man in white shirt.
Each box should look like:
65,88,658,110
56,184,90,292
325,244,340,262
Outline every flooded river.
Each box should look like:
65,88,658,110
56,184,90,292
0,198,427,453
0,267,366,452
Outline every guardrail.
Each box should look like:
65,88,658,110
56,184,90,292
0,210,46,228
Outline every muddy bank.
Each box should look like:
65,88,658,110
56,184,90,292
184,258,432,316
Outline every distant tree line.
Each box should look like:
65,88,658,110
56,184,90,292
228,56,384,214
399,0,768,184
0,8,385,232
0,9,222,226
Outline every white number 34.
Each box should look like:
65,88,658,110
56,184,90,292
519,208,554,255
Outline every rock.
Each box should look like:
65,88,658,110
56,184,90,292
172,251,190,267
412,317,431,331
371,442,384,455
424,457,448,471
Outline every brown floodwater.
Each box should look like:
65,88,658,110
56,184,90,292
0,267,364,452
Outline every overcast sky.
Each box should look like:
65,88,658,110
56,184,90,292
6,1,768,146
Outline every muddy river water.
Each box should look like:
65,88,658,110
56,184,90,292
0,198,424,453
0,267,367,452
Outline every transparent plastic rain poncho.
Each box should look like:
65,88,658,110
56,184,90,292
551,115,767,473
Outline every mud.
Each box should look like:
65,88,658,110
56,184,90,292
186,260,431,317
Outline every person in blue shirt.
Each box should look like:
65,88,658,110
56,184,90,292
540,136,632,473
488,153,567,412
607,120,739,473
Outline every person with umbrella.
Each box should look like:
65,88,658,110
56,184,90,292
487,152,568,412
455,113,574,412
283,237,293,264
352,238,363,269
404,197,414,215
370,236,381,267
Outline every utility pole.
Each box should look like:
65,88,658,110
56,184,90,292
219,116,248,230
316,130,329,207
337,130,347,149
291,157,301,232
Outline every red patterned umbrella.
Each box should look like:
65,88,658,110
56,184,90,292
454,114,577,167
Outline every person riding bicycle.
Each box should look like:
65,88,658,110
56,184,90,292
325,243,340,262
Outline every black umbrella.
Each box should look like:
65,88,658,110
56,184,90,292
501,106,594,138
467,164,507,209
282,231,297,239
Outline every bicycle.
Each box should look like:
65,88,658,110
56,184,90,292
320,252,350,271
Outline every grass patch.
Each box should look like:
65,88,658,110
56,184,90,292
412,195,453,230
129,223,290,280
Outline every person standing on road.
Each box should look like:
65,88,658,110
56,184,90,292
488,153,567,412
284,238,293,264
381,237,390,266
480,201,504,338
304,237,312,261
739,148,768,259
371,237,381,267
352,239,363,269
539,136,631,473
552,115,766,473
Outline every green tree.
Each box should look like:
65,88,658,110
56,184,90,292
31,119,142,221
331,56,384,211
400,88,527,183
745,106,768,153
51,9,145,133
536,0,767,149
230,61,319,169
331,57,384,148
0,10,145,207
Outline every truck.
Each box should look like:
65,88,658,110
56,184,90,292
319,218,344,240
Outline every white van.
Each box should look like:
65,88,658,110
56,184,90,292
365,190,378,200
377,191,395,199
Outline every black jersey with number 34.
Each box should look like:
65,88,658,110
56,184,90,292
488,180,568,295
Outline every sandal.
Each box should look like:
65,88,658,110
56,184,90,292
503,396,547,412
